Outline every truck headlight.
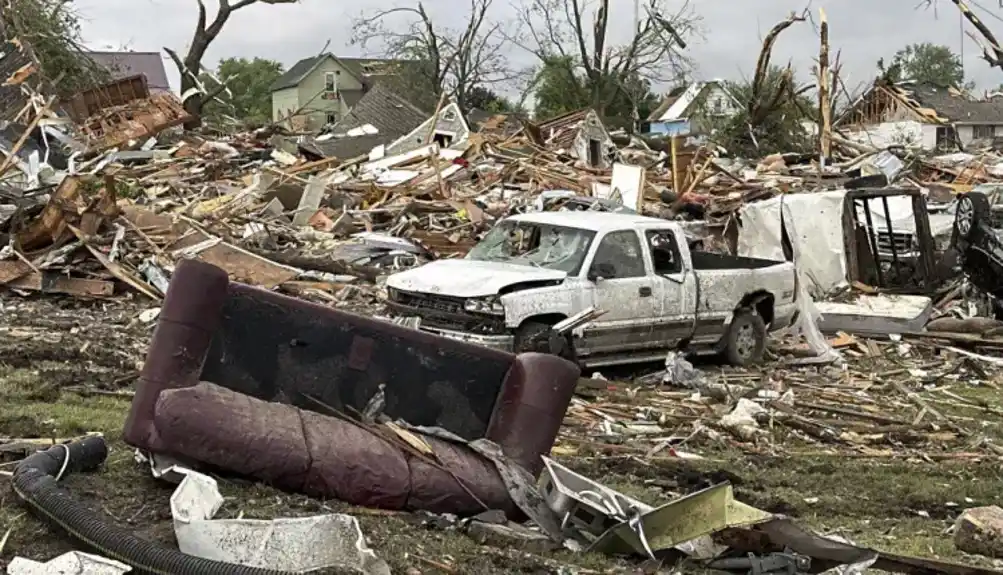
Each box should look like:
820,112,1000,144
464,296,505,316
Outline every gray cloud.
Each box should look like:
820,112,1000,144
73,0,1003,97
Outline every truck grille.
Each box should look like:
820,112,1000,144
876,231,913,253
387,289,506,334
391,290,465,315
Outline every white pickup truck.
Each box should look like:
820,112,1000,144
385,211,799,367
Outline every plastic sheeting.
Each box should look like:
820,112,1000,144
168,466,390,574
741,197,841,364
737,191,848,296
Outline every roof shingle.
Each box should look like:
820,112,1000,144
894,82,1003,124
303,77,434,159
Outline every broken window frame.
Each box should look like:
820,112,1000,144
324,72,338,94
646,230,683,275
841,187,937,294
973,124,997,140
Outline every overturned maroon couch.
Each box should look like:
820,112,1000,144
124,259,579,513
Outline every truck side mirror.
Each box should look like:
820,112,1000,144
588,262,616,282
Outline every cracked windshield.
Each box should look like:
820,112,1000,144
467,221,595,273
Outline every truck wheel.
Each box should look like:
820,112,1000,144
955,193,990,241
515,321,577,362
724,311,767,366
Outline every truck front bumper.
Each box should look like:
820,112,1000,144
421,327,515,352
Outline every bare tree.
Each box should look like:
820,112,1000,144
165,0,297,129
351,0,516,112
513,0,700,115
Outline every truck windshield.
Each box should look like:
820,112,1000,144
467,221,595,274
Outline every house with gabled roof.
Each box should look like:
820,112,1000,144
299,76,470,160
645,80,740,136
85,51,172,94
270,53,402,131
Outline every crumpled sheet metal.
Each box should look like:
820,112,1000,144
153,382,516,516
168,466,389,574
540,457,770,559
7,552,131,574
589,482,772,558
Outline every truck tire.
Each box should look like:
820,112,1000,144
515,321,577,362
723,311,767,366
955,192,991,241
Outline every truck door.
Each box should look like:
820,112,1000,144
646,229,698,345
580,230,664,354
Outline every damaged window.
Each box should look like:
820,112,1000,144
646,230,682,274
467,221,595,274
590,231,646,278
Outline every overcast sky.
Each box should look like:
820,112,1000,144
73,0,1003,96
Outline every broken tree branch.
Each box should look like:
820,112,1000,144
168,0,298,129
818,7,832,164
750,9,807,118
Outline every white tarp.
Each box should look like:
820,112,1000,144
737,191,848,296
776,200,842,365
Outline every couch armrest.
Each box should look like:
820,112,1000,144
486,352,580,477
123,259,230,450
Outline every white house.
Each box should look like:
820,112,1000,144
645,80,741,136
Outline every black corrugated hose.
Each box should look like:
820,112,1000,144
12,436,293,575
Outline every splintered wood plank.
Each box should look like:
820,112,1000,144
5,272,113,296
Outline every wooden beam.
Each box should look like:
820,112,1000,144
5,272,114,296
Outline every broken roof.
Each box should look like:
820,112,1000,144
270,54,403,92
466,109,525,136
85,52,171,92
303,78,434,159
901,82,1003,124
526,108,607,151
843,80,1003,126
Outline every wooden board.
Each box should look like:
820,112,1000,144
5,272,114,296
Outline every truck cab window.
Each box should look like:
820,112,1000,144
647,230,682,274
590,231,646,278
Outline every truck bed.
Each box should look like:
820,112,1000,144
691,251,784,270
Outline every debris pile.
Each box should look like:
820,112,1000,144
8,28,1003,575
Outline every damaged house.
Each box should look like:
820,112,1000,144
645,80,741,136
523,108,614,169
270,53,401,131
84,51,172,94
299,78,469,160
837,80,1003,150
